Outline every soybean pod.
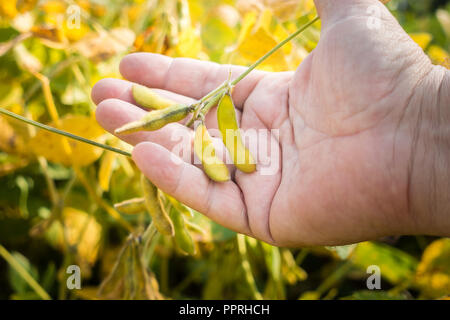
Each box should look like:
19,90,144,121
170,206,196,255
115,104,192,135
132,84,177,110
217,93,256,173
194,122,230,182
140,175,174,236
114,197,146,215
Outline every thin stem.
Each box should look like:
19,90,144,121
197,81,228,105
237,234,263,300
200,91,224,117
0,108,131,157
0,244,51,300
37,157,59,206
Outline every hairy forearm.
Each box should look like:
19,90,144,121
409,65,450,236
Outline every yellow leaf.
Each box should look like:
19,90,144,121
74,28,135,62
29,115,105,167
415,238,450,298
0,0,18,19
98,151,116,192
62,22,90,42
427,45,450,68
237,25,288,71
273,23,292,54
410,33,432,50
175,27,203,58
46,207,102,265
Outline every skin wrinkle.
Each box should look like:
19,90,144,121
402,67,441,234
240,73,266,111
407,88,424,233
427,69,448,233
201,62,222,99
234,179,253,237
268,76,292,131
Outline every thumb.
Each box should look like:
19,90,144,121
313,0,387,30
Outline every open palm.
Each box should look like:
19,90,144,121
92,0,443,246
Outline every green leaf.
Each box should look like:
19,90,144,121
351,242,418,285
8,252,39,295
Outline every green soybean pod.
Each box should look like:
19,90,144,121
115,104,192,135
164,193,194,218
114,197,146,214
140,175,174,236
170,206,196,255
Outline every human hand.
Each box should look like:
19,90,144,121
92,0,450,246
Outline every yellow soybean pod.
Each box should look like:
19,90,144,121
217,93,256,173
132,84,177,110
164,193,194,218
140,175,174,236
194,122,230,182
115,104,192,135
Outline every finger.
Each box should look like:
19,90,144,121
91,77,242,130
133,142,250,235
96,98,193,156
119,53,267,109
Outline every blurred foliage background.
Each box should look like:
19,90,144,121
0,0,449,300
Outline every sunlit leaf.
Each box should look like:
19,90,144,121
415,238,450,298
410,33,432,50
427,45,450,68
74,28,135,62
29,114,105,167
236,11,288,71
45,207,102,265
351,241,418,285
98,151,116,192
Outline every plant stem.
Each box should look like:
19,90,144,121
0,108,131,157
0,244,51,300
237,234,263,300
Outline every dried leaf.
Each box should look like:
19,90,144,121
74,28,135,62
